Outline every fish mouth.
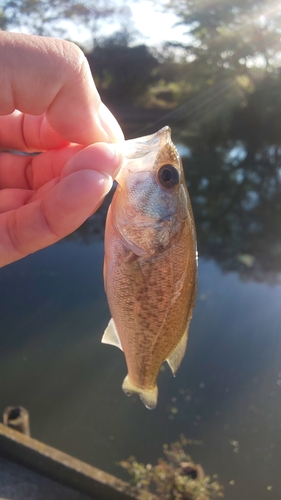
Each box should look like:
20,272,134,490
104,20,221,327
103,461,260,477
119,125,172,159
115,126,180,186
117,126,172,160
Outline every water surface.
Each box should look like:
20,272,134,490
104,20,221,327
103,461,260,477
0,137,281,499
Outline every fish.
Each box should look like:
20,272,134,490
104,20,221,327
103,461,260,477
102,126,197,409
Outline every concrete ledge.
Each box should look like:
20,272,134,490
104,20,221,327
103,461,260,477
0,423,156,500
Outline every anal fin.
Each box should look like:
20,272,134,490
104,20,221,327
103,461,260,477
101,318,123,351
166,328,188,376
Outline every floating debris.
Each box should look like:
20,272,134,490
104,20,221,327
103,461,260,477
236,254,255,267
230,440,239,453
170,407,179,415
119,435,224,499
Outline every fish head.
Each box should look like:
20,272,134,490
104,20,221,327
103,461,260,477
114,127,190,256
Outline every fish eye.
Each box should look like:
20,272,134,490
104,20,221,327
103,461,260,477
157,164,180,189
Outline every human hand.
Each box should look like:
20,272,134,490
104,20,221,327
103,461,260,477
0,32,124,268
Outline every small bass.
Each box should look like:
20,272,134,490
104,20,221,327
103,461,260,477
102,126,197,409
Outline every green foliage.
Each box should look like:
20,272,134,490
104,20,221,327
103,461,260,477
230,73,281,148
119,435,224,499
0,0,128,37
87,34,159,105
144,0,281,137
163,0,281,72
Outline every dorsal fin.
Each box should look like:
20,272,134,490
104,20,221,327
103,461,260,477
101,318,123,351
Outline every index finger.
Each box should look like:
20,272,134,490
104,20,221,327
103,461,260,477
0,32,123,145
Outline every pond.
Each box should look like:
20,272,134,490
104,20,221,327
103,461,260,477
0,121,281,500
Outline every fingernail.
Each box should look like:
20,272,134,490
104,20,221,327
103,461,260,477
99,103,124,142
100,172,113,193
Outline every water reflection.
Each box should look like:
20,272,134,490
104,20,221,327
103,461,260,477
69,134,281,285
182,140,281,284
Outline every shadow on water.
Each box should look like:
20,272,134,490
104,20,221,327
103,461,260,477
1,111,281,500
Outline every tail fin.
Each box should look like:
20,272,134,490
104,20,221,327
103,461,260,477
122,375,158,410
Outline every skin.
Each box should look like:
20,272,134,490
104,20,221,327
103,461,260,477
0,32,124,268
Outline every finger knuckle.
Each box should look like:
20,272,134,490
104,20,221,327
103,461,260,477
57,39,89,80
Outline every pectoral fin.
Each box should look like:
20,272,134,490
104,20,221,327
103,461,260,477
166,329,188,376
101,318,123,351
